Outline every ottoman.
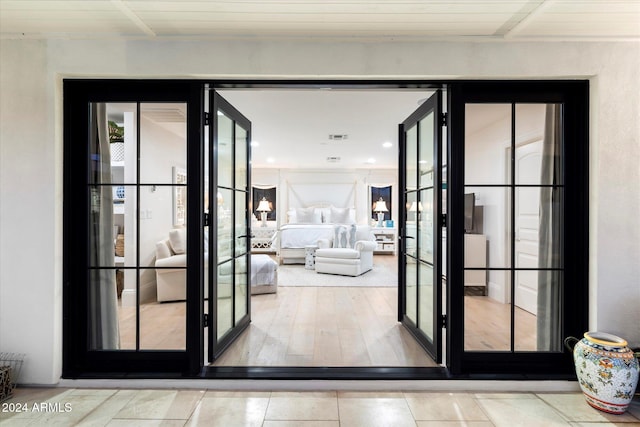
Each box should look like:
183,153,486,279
251,254,278,294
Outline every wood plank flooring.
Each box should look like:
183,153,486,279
212,286,437,367
464,295,537,351
116,255,536,365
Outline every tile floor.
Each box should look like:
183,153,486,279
1,387,639,426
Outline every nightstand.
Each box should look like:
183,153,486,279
372,227,397,255
251,225,277,253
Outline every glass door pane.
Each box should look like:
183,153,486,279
87,101,188,352
399,91,443,362
463,102,565,353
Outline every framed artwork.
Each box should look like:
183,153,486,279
173,167,187,227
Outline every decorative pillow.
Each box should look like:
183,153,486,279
348,224,357,248
333,225,348,248
332,224,357,248
330,206,352,224
296,207,322,223
168,228,186,254
156,240,172,259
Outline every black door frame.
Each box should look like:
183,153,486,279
63,78,588,380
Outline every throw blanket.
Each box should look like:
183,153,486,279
276,224,336,248
251,255,277,286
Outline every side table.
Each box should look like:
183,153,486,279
305,245,318,270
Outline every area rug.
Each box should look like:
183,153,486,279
277,261,397,287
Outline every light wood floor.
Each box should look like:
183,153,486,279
118,299,186,350
465,295,537,351
212,286,437,367
117,255,537,363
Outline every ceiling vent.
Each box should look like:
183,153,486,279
328,134,348,141
326,156,341,163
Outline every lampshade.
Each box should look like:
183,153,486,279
409,201,423,212
374,197,388,212
256,197,271,212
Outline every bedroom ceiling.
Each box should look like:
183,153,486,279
218,89,434,169
1,0,638,40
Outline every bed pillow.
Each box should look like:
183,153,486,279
330,206,354,224
296,207,322,223
318,207,332,223
287,210,297,223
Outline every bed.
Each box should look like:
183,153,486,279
274,205,358,264
276,223,336,264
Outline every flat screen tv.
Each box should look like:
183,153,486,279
464,193,475,233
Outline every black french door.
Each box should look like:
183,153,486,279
398,90,444,363
63,80,203,375
206,91,252,361
447,81,589,375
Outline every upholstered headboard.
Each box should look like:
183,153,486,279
287,183,356,210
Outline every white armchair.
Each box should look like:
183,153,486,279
155,228,209,302
155,228,278,302
315,225,377,277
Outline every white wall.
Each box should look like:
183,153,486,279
1,38,638,384
253,168,397,227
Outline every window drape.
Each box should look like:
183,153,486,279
89,103,120,350
537,104,563,351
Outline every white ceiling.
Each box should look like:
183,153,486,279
218,89,434,169
1,0,638,41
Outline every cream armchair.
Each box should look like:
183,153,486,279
155,228,278,302
155,228,209,302
314,225,377,277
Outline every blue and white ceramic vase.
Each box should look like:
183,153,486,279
567,331,639,414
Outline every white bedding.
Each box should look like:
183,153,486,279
277,224,336,248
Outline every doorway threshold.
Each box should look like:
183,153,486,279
201,366,450,380
57,376,580,393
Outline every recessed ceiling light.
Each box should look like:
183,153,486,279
251,141,260,147
266,157,275,163
383,142,392,148
366,158,376,164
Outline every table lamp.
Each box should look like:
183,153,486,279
374,197,388,227
256,197,271,227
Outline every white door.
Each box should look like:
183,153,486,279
514,140,542,314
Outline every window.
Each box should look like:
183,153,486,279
371,185,392,226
